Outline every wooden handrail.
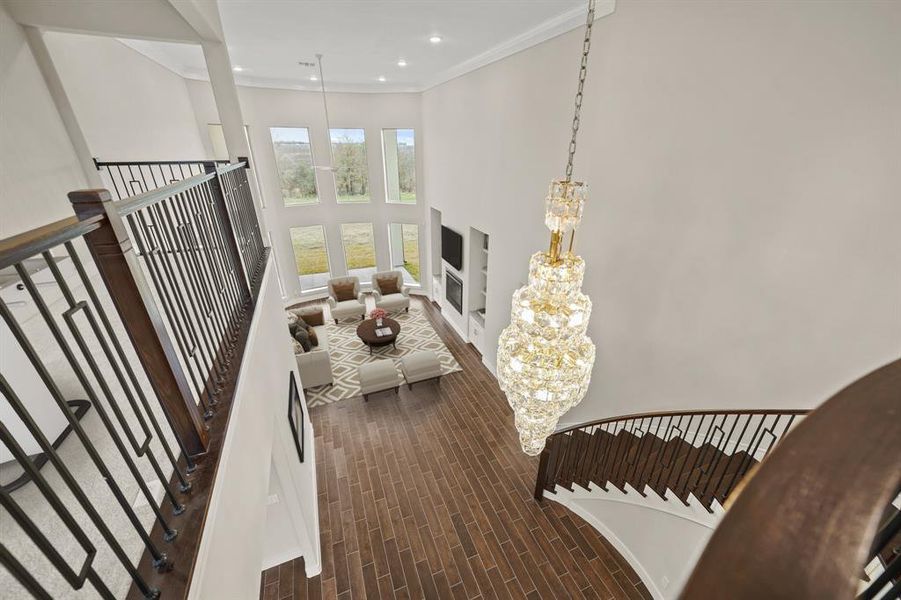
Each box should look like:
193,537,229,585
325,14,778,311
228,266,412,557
112,161,247,216
680,358,901,599
554,407,809,436
116,171,216,216
0,215,104,270
94,158,228,167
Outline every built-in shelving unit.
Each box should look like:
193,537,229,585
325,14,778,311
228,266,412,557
468,228,489,353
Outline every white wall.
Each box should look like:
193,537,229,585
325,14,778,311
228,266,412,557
185,80,429,302
0,4,86,237
422,0,901,423
43,31,208,161
189,257,318,598
565,494,714,599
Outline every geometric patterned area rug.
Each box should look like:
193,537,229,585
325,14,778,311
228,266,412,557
304,305,461,407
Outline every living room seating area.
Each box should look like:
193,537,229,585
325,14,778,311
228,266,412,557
287,295,460,403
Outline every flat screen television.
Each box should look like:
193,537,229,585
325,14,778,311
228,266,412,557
445,270,463,314
441,226,463,271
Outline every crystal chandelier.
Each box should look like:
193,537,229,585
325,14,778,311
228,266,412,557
497,0,598,456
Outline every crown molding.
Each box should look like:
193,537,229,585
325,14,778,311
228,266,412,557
120,0,616,95
420,0,616,92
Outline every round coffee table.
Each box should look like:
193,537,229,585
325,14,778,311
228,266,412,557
356,317,401,355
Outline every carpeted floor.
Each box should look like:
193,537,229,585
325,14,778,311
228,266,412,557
302,300,461,407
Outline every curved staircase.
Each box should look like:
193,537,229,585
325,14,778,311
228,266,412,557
532,359,901,599
535,409,806,511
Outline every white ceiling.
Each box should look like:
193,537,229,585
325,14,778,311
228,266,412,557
120,0,615,93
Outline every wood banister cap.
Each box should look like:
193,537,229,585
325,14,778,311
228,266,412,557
68,189,113,204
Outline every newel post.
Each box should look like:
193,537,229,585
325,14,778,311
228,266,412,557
534,447,550,500
69,189,209,455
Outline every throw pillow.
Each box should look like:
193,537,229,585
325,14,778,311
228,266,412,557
291,338,305,354
289,307,325,327
286,312,298,326
306,325,319,347
293,327,312,352
333,282,356,302
377,276,399,295
301,308,325,326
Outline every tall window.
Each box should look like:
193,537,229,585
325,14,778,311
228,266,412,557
290,225,330,290
270,127,318,206
330,128,369,203
388,223,420,284
340,223,376,279
383,129,416,204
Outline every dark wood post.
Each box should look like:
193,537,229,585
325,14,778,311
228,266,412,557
534,446,550,500
69,189,209,455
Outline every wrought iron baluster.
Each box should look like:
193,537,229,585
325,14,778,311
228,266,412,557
65,240,194,483
128,211,212,419
0,544,55,600
0,299,169,577
699,413,741,501
724,414,768,498
0,421,116,599
149,200,225,399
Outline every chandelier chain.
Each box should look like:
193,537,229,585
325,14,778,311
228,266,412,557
565,0,597,183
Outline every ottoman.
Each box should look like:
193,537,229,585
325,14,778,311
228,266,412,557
358,360,402,401
400,351,443,389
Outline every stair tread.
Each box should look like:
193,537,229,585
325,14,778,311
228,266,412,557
542,420,771,511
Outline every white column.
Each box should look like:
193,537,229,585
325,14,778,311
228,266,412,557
22,26,102,188
200,40,247,161
200,39,267,233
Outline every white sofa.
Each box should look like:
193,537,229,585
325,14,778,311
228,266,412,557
295,324,332,389
372,271,410,314
290,308,334,389
326,276,366,323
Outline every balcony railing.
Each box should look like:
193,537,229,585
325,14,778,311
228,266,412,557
0,160,266,598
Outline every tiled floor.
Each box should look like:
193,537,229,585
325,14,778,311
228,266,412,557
262,297,651,599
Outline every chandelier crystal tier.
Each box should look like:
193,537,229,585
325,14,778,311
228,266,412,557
497,0,598,456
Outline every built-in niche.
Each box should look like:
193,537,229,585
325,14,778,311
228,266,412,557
430,208,443,305
467,228,489,354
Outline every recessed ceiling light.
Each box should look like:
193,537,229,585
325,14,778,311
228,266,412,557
309,75,318,81
397,59,407,67
429,36,442,44
232,66,244,72
378,76,387,82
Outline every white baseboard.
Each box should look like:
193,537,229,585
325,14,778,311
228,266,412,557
482,355,497,378
304,555,322,577
552,492,665,600
261,547,302,572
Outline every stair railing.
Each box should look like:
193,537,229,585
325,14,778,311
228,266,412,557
93,158,229,201
535,408,808,512
0,160,268,599
93,157,266,294
680,359,901,599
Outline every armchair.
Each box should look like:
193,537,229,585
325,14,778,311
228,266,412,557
371,271,410,314
326,276,366,323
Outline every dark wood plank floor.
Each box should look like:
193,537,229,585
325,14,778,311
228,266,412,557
262,297,650,600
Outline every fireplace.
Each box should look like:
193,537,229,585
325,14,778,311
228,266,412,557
445,270,463,314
